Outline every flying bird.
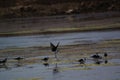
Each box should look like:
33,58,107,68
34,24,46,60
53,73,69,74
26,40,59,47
50,42,60,52
50,42,60,59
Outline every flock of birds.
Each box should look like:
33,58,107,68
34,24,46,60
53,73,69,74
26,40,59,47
0,42,108,68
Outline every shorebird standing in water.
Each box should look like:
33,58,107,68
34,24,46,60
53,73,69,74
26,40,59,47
14,57,24,63
91,53,102,59
104,52,108,64
78,58,86,64
50,42,60,60
14,57,24,61
41,57,49,62
0,58,7,65
14,57,24,66
41,57,49,67
104,53,108,58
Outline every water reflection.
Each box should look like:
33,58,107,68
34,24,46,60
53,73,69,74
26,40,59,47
53,63,59,74
0,64,8,69
52,63,62,80
93,58,108,64
104,60,108,64
0,31,120,49
94,60,102,65
15,63,23,67
43,62,49,67
0,64,11,72
14,57,24,67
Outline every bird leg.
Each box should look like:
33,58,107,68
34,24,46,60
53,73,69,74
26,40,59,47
54,51,59,60
55,51,57,59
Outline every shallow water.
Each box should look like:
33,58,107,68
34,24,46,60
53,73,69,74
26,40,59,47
0,57,120,80
0,31,120,49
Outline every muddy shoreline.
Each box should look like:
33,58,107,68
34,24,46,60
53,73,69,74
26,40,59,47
0,11,120,37
0,28,120,37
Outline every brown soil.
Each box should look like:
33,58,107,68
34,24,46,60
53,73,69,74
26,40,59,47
0,12,120,37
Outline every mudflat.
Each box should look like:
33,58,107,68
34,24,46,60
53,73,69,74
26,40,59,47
0,11,120,36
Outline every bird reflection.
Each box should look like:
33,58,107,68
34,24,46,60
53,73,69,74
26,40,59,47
14,57,24,67
53,63,59,74
43,62,49,67
93,58,102,65
94,59,108,64
91,53,102,59
95,60,102,64
15,63,23,67
0,58,7,65
0,64,9,70
104,60,108,64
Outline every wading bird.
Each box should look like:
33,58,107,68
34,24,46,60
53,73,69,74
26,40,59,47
0,58,7,65
14,57,24,66
50,42,60,59
91,53,102,59
14,57,24,62
41,57,49,62
78,58,86,64
104,53,108,57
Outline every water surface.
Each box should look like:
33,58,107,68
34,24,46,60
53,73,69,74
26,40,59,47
0,31,120,49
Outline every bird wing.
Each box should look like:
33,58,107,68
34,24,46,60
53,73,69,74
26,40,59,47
50,42,56,52
50,42,56,48
56,42,60,48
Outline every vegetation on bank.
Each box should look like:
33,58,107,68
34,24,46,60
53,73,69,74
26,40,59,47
0,0,119,18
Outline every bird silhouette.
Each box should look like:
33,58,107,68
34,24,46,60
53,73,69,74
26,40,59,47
0,58,7,65
50,42,60,52
104,60,108,64
14,57,24,66
78,58,86,64
41,57,49,62
104,53,108,57
50,42,60,59
14,57,24,61
91,53,102,59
